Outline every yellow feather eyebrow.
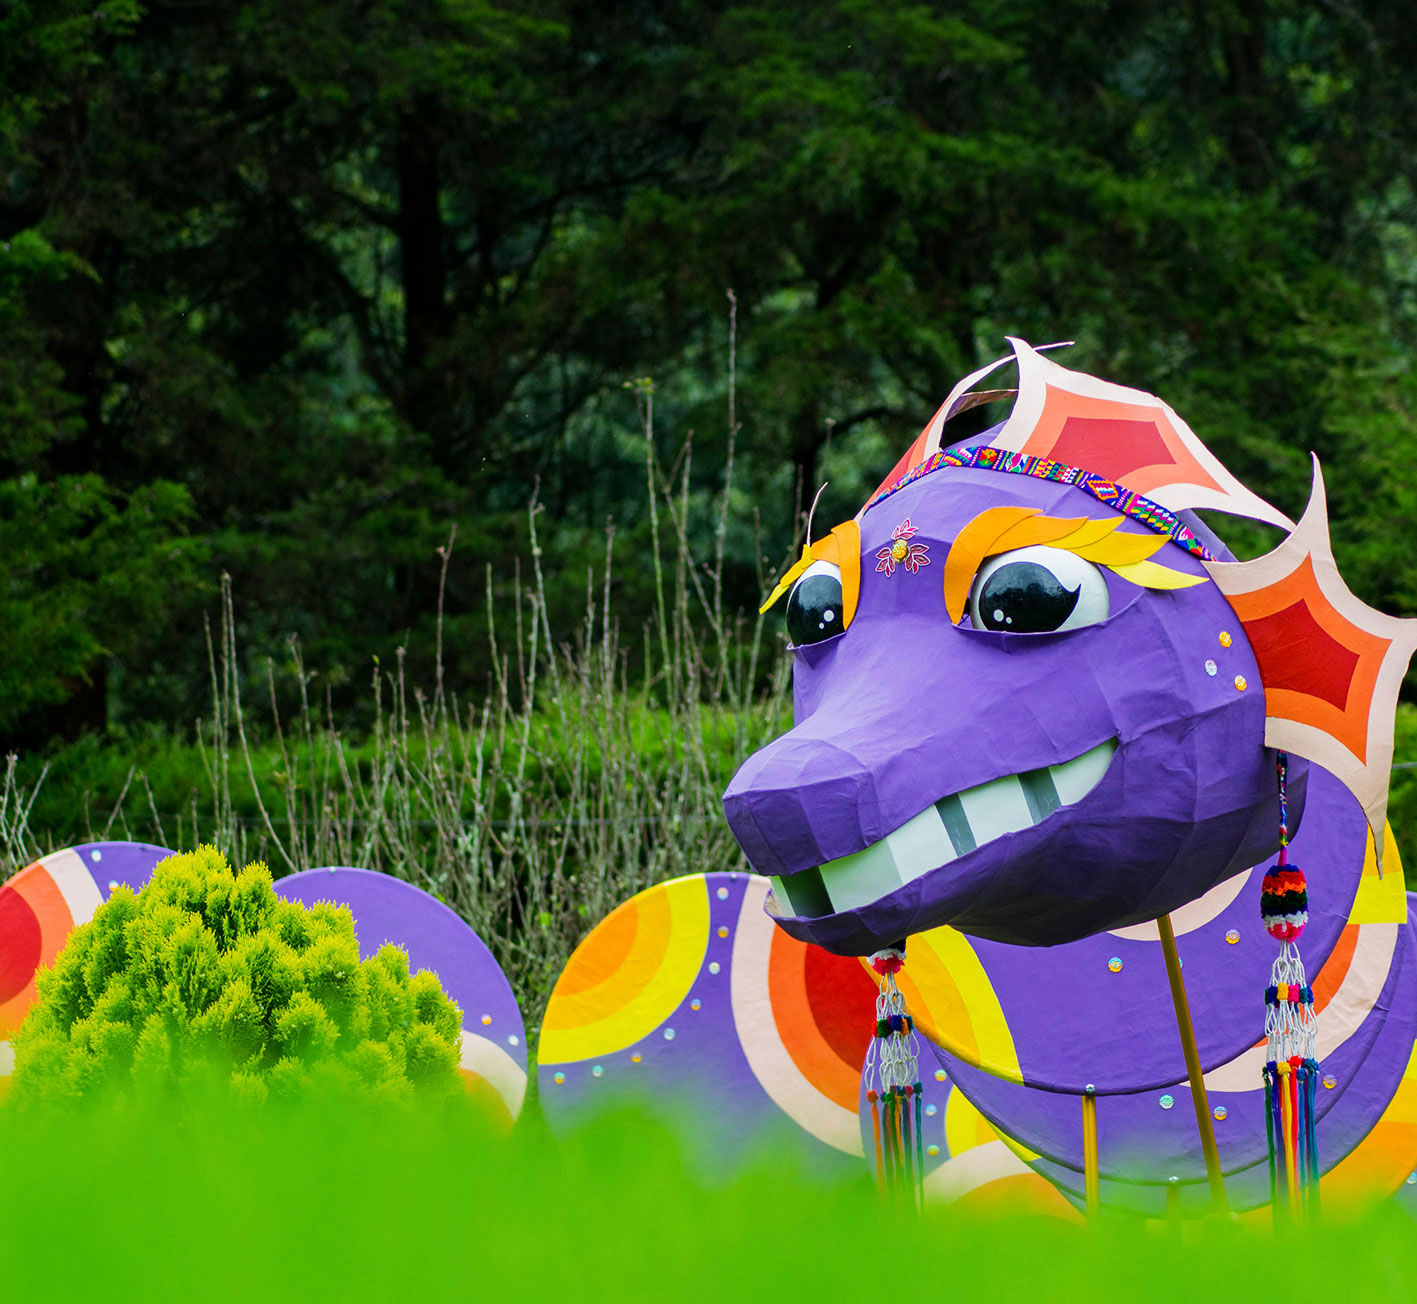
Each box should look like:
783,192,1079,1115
1064,529,1168,566
1108,560,1209,590
944,507,1209,621
1048,518,1122,551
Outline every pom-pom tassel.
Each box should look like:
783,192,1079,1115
1260,752,1322,1220
864,942,923,1211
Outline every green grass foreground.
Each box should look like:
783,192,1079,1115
3,1091,1416,1301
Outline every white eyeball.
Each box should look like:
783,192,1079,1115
968,545,1110,633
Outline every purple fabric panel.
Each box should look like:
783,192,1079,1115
78,841,175,899
274,867,525,1070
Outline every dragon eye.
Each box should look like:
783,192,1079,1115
968,545,1110,634
786,561,845,646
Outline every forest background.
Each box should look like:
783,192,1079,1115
5,2,1417,1011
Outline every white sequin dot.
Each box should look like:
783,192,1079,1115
508,1034,520,1046
663,1028,676,1041
716,887,729,900
1204,659,1218,676
89,849,102,862
925,1104,937,1116
708,962,721,975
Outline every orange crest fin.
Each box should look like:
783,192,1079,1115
994,338,1294,530
1203,457,1417,867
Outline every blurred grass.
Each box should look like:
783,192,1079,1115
3,1089,1416,1301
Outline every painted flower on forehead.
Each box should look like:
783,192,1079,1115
876,517,930,576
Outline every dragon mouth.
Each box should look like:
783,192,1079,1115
769,739,1118,918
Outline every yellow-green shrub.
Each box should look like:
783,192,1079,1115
10,847,463,1107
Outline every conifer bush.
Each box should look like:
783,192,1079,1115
10,847,464,1107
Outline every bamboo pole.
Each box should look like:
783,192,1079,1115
1081,1090,1100,1216
1157,913,1228,1211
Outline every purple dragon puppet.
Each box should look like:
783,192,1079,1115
722,339,1417,1214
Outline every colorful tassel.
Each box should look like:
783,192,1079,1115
868,1090,885,1193
864,943,923,1211
1261,752,1322,1219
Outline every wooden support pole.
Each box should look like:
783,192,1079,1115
1157,913,1228,1212
1081,1091,1100,1216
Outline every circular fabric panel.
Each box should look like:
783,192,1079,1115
0,841,174,1089
539,873,879,1180
274,868,526,1129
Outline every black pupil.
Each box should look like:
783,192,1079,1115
978,561,1080,632
787,573,844,645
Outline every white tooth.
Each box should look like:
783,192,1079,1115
819,838,904,911
1049,739,1117,806
809,739,1118,916
886,803,953,883
957,774,1033,845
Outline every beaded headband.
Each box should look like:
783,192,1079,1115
862,444,1215,561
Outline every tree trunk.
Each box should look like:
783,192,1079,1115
396,109,451,448
1219,0,1270,191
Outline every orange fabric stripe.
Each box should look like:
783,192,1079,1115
557,900,639,997
1310,925,1358,1015
768,925,862,1111
0,866,73,1037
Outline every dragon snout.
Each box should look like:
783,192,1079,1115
722,734,889,881
726,714,1122,918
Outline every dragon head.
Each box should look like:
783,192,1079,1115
723,339,1417,956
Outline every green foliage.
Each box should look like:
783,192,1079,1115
0,473,205,734
10,845,464,1107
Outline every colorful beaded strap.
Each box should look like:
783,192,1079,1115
863,444,1215,561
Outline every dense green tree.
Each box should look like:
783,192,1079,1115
4,0,1417,735
0,3,203,741
10,846,465,1107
